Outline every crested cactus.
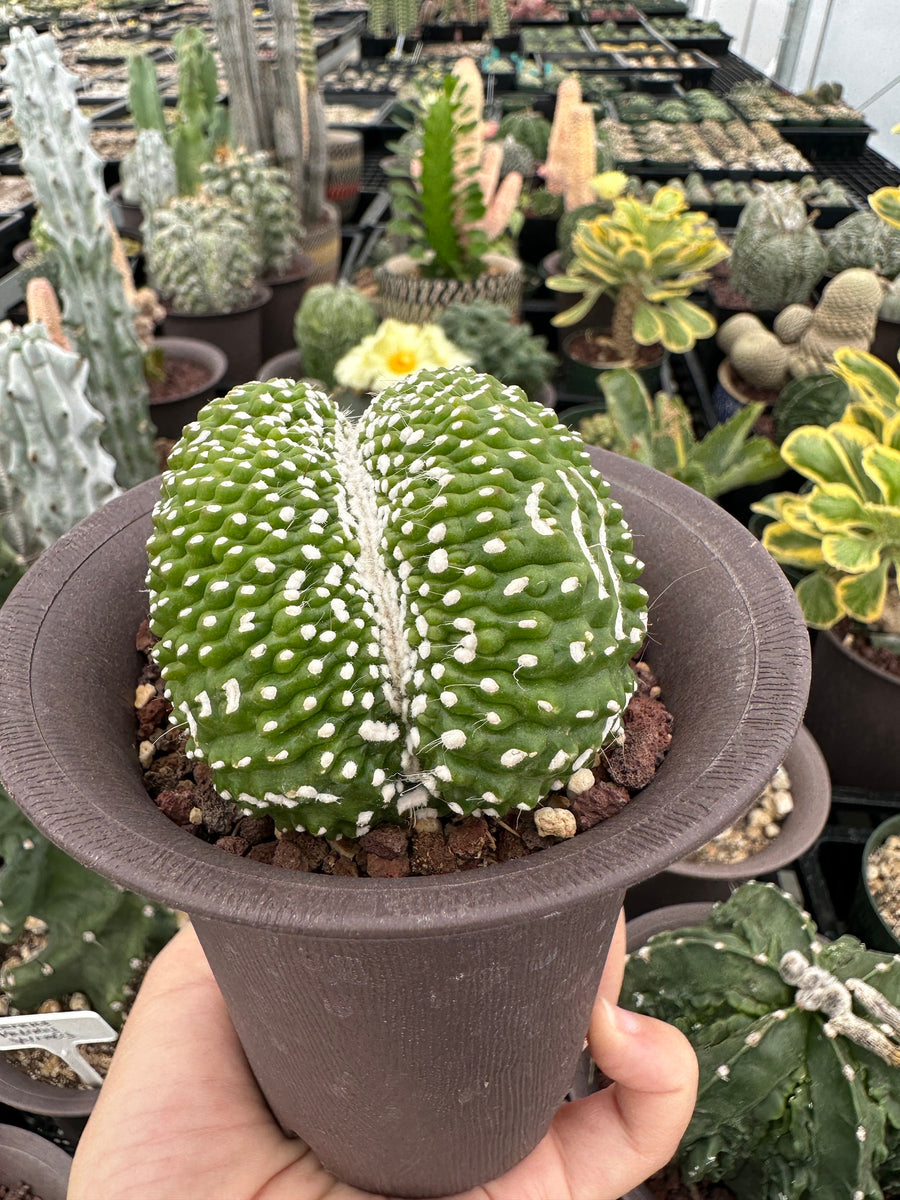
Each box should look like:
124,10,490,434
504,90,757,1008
147,194,262,316
437,299,556,400
730,184,828,310
825,210,900,279
200,149,302,280
3,26,157,491
145,368,649,839
788,268,885,378
622,880,900,1200
293,283,379,389
0,787,176,1028
118,128,177,247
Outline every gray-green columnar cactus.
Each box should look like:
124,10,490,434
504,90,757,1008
0,787,176,1027
0,320,120,564
146,368,649,839
2,27,157,491
293,283,379,389
623,880,900,1200
119,129,177,248
200,151,302,279
147,194,262,316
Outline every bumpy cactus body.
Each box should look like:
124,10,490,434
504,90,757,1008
788,268,884,377
148,194,262,315
119,128,177,244
499,136,535,181
0,788,176,1027
293,283,379,388
730,185,827,310
146,368,648,838
200,150,302,279
826,210,900,278
3,27,157,491
623,881,900,1200
0,320,120,558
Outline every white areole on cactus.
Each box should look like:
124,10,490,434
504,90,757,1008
146,367,648,838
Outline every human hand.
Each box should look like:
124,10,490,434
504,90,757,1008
68,913,696,1200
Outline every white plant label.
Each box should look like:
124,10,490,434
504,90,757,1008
0,1010,118,1087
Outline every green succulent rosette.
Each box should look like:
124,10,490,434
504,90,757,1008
146,368,648,838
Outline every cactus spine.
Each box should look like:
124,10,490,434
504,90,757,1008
2,28,157,491
146,368,648,840
148,195,262,316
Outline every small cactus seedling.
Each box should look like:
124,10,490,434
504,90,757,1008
146,368,648,839
623,880,900,1200
0,787,176,1028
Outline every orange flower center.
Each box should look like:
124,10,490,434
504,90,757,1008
387,349,417,373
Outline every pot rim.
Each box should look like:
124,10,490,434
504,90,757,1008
0,451,809,938
378,250,523,280
164,283,273,321
562,329,665,372
821,623,900,689
861,813,900,948
0,1124,72,1195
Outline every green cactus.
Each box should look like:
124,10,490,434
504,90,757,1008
773,372,850,442
597,368,783,499
497,110,553,164
0,320,120,558
147,194,262,316
499,136,536,181
146,368,649,839
126,51,168,139
118,128,177,248
731,328,792,391
437,300,556,401
730,184,828,310
773,303,814,345
488,0,510,38
293,283,379,389
2,27,157,492
788,268,885,378
825,210,900,278
622,880,900,1200
199,150,302,279
0,787,176,1028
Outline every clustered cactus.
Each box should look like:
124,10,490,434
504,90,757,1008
147,194,262,316
293,283,379,389
623,881,900,1200
0,787,176,1028
146,367,648,840
436,300,557,400
729,184,828,311
2,27,157,491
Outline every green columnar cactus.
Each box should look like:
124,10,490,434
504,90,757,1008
825,211,900,278
2,27,157,491
0,320,120,556
293,283,379,389
146,368,649,839
596,368,783,498
437,300,556,400
169,28,229,197
488,0,510,38
200,150,302,279
148,195,262,316
729,184,828,310
119,129,177,248
622,880,900,1200
126,52,168,138
0,787,176,1028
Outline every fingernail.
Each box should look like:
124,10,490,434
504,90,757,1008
600,996,643,1036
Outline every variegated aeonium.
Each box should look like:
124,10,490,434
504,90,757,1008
146,367,648,839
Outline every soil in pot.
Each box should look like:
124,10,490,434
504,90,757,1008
147,354,211,404
865,831,900,945
564,332,661,372
135,622,674,877
685,761,792,865
0,1184,48,1199
834,616,900,679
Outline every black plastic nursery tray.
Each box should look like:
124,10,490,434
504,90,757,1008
778,122,873,161
613,48,717,86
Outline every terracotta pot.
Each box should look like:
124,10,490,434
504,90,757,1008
148,336,228,439
161,286,272,391
803,627,900,792
0,1125,72,1200
376,252,524,324
625,725,831,916
261,255,315,364
296,201,341,290
259,347,302,381
0,454,810,1197
326,129,363,222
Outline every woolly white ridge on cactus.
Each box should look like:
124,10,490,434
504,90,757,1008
146,368,648,838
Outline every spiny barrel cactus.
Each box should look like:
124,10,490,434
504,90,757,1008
148,194,262,316
200,150,302,279
729,184,828,310
146,368,648,839
119,128,177,246
623,880,900,1200
0,787,176,1028
293,283,379,389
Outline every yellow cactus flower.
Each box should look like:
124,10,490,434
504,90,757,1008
334,319,472,392
591,170,629,201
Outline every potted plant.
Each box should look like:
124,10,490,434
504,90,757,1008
852,813,900,954
752,347,900,792
547,186,728,398
283,282,380,388
377,62,525,324
619,881,900,1199
0,1125,72,1200
0,367,810,1197
332,317,472,397
436,299,559,406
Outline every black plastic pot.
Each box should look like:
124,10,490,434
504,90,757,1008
162,286,271,391
259,347,302,381
850,814,900,954
260,256,314,364
0,453,809,1197
149,336,229,439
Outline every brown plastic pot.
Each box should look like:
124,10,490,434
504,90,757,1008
162,286,272,391
0,452,810,1197
625,724,831,916
149,336,228,439
803,626,900,792
0,1125,72,1200
0,1048,96,1124
260,254,315,364
107,183,143,239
